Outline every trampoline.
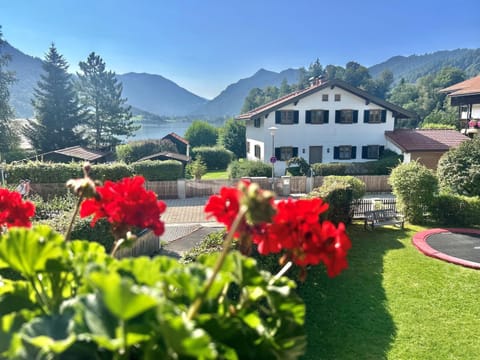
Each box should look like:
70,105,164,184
413,228,480,269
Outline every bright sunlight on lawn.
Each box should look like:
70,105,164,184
300,223,480,359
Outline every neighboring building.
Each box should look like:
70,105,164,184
162,132,190,156
440,75,480,137
236,78,414,175
38,146,109,163
138,151,190,167
385,129,470,169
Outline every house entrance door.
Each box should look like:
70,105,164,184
309,146,323,164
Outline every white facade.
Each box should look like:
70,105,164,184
244,86,398,175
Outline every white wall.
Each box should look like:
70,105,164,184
245,86,397,175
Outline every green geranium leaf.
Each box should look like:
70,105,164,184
0,312,28,355
0,279,36,316
89,271,159,321
115,256,168,286
0,226,65,277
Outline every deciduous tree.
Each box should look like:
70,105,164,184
184,120,218,148
219,118,245,158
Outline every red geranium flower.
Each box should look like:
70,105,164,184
204,186,241,230
80,176,166,236
0,188,35,228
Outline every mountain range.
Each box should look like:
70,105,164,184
3,41,480,120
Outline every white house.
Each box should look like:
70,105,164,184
236,78,414,175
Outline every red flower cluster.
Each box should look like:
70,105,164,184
80,176,166,236
0,188,35,228
205,183,351,278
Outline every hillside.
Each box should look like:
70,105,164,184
369,48,480,82
3,41,43,118
191,68,300,118
117,72,207,117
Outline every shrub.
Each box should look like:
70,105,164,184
308,176,366,224
88,162,134,181
191,146,233,170
185,158,207,179
181,229,227,263
131,160,183,181
228,160,272,178
437,136,480,196
70,218,115,252
184,120,218,147
5,162,83,183
116,139,178,163
311,163,347,176
286,157,310,176
389,161,438,224
429,193,480,227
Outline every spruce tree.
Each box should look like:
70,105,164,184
77,52,137,149
24,44,85,152
0,26,19,156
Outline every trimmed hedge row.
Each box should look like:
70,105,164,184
191,146,233,170
429,193,480,227
5,160,184,184
228,160,272,178
311,151,402,176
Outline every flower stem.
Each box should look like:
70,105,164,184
65,189,84,242
187,205,247,320
110,238,125,257
270,260,293,284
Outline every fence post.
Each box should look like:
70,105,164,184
177,179,186,199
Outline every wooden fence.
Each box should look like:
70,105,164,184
351,198,397,218
30,175,392,199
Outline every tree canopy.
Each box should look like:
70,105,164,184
0,26,20,156
219,118,246,158
184,120,218,148
23,44,85,152
77,52,138,149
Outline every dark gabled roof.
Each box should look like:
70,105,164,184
385,129,469,152
162,132,189,145
52,146,107,161
440,75,480,97
138,151,190,163
235,79,416,120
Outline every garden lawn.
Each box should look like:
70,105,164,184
300,223,480,360
202,170,229,179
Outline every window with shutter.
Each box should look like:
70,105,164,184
336,110,356,124
364,109,386,123
362,145,381,159
337,145,353,159
307,110,328,124
275,110,298,124
277,147,296,161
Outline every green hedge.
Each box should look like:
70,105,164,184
311,150,402,176
429,193,480,227
191,146,233,170
5,160,183,184
131,160,183,181
228,160,272,178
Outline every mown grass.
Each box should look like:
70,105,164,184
202,170,229,179
300,223,480,359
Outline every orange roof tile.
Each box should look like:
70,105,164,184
385,129,469,152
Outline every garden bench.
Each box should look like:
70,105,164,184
364,209,404,230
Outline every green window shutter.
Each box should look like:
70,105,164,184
362,146,368,159
293,111,299,124
364,110,370,123
335,110,341,123
275,111,281,124
381,110,387,123
305,111,311,123
351,146,357,159
333,147,339,159
275,147,281,159
353,111,359,123
293,147,298,157
324,110,329,123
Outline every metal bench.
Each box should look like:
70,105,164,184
364,210,404,230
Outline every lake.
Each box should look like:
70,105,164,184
130,121,192,140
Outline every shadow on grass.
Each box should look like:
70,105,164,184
299,223,405,360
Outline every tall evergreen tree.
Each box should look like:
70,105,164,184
0,26,19,156
77,52,137,149
24,44,85,152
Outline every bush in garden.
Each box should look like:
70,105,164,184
308,176,365,224
437,136,480,196
185,157,207,179
0,167,352,359
429,193,480,226
286,157,311,176
116,139,178,163
228,160,272,178
311,162,348,176
131,160,183,181
389,161,438,224
70,217,115,252
191,146,233,170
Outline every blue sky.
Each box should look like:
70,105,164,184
1,0,479,99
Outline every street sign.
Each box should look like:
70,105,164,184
270,156,277,163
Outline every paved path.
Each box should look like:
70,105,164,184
160,197,223,257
